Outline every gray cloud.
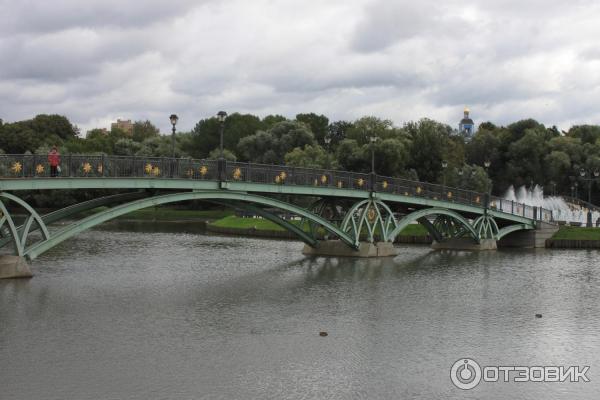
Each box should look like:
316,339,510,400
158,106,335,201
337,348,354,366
1,0,600,134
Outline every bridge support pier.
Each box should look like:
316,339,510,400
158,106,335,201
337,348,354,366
497,222,559,248
0,255,32,279
302,240,398,258
431,238,497,251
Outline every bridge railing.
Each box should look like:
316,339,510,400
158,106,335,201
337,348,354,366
0,154,552,221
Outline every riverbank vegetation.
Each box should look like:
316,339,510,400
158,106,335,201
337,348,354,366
551,226,600,240
2,113,600,207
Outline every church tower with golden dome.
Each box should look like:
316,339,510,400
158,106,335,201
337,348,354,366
459,107,475,138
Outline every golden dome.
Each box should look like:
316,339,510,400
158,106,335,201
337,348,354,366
464,106,470,113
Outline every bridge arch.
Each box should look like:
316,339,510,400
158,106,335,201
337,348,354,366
496,224,532,240
23,191,358,260
388,207,480,243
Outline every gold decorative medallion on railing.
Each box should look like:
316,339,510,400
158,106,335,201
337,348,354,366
475,196,480,204
82,162,92,174
233,167,242,180
357,178,364,188
97,164,103,174
35,164,44,175
382,180,388,189
321,174,327,184
274,175,282,184
11,161,22,174
144,163,153,174
152,166,160,176
199,165,208,177
280,171,287,181
416,186,422,194
447,191,452,199
367,206,377,221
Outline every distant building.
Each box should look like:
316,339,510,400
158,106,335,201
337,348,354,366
111,119,133,135
459,107,475,138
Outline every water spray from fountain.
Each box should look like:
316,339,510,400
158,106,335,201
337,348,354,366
504,184,599,225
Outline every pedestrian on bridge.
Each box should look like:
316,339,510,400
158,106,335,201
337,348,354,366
48,146,61,177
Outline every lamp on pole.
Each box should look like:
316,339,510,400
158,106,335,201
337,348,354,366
324,135,332,169
169,114,178,158
441,160,448,186
216,111,227,181
579,168,600,204
579,167,600,227
217,111,227,159
369,135,378,191
457,168,464,189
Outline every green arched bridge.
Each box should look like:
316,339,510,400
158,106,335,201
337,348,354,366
0,154,554,260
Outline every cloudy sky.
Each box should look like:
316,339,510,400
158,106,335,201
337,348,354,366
1,0,600,134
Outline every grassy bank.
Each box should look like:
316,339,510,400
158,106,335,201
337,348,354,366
114,207,233,221
209,215,429,236
551,226,600,240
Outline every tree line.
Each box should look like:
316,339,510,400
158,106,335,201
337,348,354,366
1,113,600,203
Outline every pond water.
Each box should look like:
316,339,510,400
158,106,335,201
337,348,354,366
1,225,600,399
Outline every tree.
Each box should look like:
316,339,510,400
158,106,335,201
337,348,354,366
190,113,264,159
345,116,396,145
114,138,142,156
262,114,287,129
30,114,77,141
132,120,160,142
405,119,453,183
237,121,315,164
295,113,329,144
328,120,353,144
208,148,236,161
284,145,339,169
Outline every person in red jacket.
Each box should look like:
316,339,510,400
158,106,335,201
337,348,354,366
48,146,61,177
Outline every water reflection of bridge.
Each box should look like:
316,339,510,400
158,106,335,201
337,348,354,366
0,155,556,276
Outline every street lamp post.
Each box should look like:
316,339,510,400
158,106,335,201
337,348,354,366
217,111,227,181
441,160,448,185
457,168,464,189
483,159,491,210
441,160,448,197
169,114,178,158
579,168,600,227
579,168,600,204
217,111,227,159
169,114,178,177
324,135,332,169
369,136,378,191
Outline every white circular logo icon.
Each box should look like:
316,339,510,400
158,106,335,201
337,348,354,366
450,358,482,390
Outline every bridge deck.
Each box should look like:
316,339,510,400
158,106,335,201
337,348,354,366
0,154,552,224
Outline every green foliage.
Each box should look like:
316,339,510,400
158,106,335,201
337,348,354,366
405,118,453,182
3,111,600,203
346,116,396,145
552,226,600,240
114,138,142,156
284,145,339,169
208,148,237,161
296,113,329,144
262,114,287,128
237,121,315,164
190,113,264,159
0,114,76,153
132,120,160,142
